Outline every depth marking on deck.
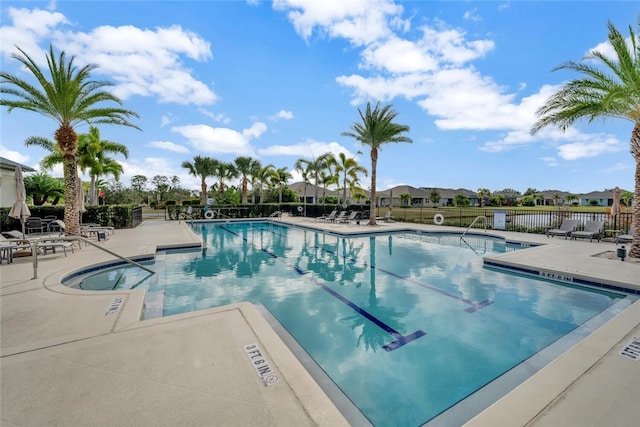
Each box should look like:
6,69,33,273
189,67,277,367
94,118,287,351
105,297,124,316
244,343,280,386
221,226,425,352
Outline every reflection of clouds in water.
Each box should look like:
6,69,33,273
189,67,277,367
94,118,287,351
154,224,623,427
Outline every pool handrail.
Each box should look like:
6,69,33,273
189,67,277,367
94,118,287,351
30,236,155,279
461,215,488,239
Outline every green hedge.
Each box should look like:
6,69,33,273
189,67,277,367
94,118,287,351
0,204,138,231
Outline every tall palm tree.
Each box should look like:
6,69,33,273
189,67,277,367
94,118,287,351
0,45,139,235
342,101,412,225
335,152,368,207
234,156,259,204
213,161,238,195
254,164,275,204
181,155,217,206
532,19,640,257
294,152,334,204
270,167,291,204
294,160,312,205
77,126,129,204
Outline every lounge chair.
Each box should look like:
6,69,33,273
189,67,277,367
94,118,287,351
0,235,32,264
546,219,578,239
376,211,394,223
315,210,337,222
331,211,347,223
571,220,605,242
338,211,358,223
2,230,74,256
616,225,634,245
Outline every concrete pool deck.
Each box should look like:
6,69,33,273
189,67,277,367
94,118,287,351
1,218,638,426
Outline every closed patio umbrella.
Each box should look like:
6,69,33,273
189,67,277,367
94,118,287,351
611,186,622,217
8,166,31,240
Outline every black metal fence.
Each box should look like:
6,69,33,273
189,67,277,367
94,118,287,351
164,204,633,237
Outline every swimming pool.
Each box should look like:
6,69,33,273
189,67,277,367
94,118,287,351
69,221,631,426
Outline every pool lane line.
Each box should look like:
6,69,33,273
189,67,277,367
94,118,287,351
220,226,426,352
317,246,494,313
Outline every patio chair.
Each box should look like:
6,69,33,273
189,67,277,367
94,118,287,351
571,220,605,242
25,217,45,235
338,211,358,223
616,225,634,245
331,211,347,223
546,219,578,239
376,211,394,223
315,210,337,222
0,235,32,264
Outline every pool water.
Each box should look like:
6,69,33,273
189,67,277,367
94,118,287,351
72,221,627,426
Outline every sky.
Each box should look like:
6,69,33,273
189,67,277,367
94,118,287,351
1,0,638,196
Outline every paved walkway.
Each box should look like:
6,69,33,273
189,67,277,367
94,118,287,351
1,218,638,426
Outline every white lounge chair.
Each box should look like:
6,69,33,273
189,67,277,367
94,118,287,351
331,211,347,223
571,220,605,242
546,219,578,239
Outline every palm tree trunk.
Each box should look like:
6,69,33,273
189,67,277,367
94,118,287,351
369,148,378,225
242,177,248,204
88,175,96,205
201,179,207,206
63,160,80,236
630,124,640,258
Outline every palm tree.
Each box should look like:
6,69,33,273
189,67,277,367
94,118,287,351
342,102,412,225
477,188,491,208
531,19,640,257
213,161,238,195
25,127,129,206
399,192,411,207
234,156,259,204
0,45,139,235
77,126,129,204
23,173,64,205
181,156,217,206
270,167,291,204
294,152,334,204
335,152,368,207
254,164,275,204
318,170,338,204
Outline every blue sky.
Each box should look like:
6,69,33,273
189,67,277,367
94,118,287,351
1,1,637,195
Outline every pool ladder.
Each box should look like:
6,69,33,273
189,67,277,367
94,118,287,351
461,215,488,239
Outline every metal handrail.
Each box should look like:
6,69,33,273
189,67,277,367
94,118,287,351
461,215,488,239
269,211,282,218
31,236,155,279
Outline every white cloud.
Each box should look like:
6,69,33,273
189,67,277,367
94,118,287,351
171,122,266,155
1,8,218,106
269,110,294,120
556,135,622,160
273,0,404,46
463,8,481,22
146,140,189,153
0,7,68,61
198,109,231,124
258,138,353,158
0,147,31,166
541,156,558,167
602,162,627,173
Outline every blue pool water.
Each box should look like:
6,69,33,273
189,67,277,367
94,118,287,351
71,221,627,426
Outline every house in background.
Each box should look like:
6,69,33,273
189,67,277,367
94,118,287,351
1,156,36,208
577,189,634,207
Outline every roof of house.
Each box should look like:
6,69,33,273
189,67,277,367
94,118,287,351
0,156,36,172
